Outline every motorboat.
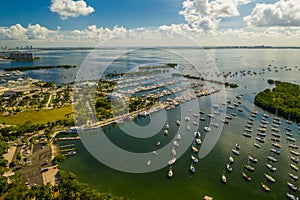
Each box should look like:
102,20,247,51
168,166,173,178
287,182,298,191
186,125,190,131
272,143,281,148
289,144,299,149
286,193,299,200
168,158,176,165
192,146,199,153
176,120,181,126
248,156,258,163
245,164,255,171
232,149,240,155
254,143,261,148
290,150,300,156
165,123,169,129
242,172,251,181
185,116,190,122
256,137,265,143
287,137,296,142
243,132,252,138
271,132,281,137
191,155,198,163
221,174,227,183
190,164,195,173
261,183,271,192
268,156,277,162
289,173,298,181
195,138,202,145
164,129,169,135
204,127,211,132
271,149,281,155
264,173,276,183
156,141,161,146
291,164,299,171
194,131,201,138
173,141,179,147
146,160,151,166
226,163,232,172
291,156,299,163
266,163,276,172
171,149,177,156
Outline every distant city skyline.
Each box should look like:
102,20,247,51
0,0,299,47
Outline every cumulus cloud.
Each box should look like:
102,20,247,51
0,24,53,40
50,0,94,19
179,0,251,32
244,0,300,27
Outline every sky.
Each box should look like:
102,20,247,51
0,0,299,47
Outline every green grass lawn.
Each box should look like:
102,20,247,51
0,106,73,125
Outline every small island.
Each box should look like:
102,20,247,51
254,80,300,122
4,65,76,71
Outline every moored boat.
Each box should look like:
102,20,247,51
168,158,176,165
226,163,232,172
176,120,181,126
289,144,299,149
221,174,227,183
287,137,296,142
204,127,211,132
286,193,299,200
271,148,281,155
248,156,258,163
192,146,198,153
232,149,240,155
266,163,276,171
290,150,300,156
268,156,277,162
190,164,195,173
235,143,240,150
256,137,265,143
243,132,252,138
168,166,173,178
164,129,169,135
291,156,299,163
272,142,281,148
254,143,261,148
261,183,271,192
242,172,251,181
229,156,234,163
245,164,255,171
191,155,198,163
289,173,298,181
264,173,276,183
290,163,299,171
195,138,202,145
287,181,298,191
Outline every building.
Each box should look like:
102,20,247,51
9,51,34,61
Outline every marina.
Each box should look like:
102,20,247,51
42,48,300,200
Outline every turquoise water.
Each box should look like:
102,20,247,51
5,48,300,199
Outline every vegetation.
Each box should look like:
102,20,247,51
4,65,76,71
1,171,125,200
255,81,300,121
225,82,239,88
0,106,73,125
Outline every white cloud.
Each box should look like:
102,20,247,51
50,0,94,19
179,0,251,32
244,0,300,27
0,24,53,40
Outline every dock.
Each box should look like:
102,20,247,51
56,136,80,141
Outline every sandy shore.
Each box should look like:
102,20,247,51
3,146,17,164
41,166,58,186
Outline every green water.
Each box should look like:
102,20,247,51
60,49,300,200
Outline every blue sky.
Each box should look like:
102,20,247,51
0,0,299,47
